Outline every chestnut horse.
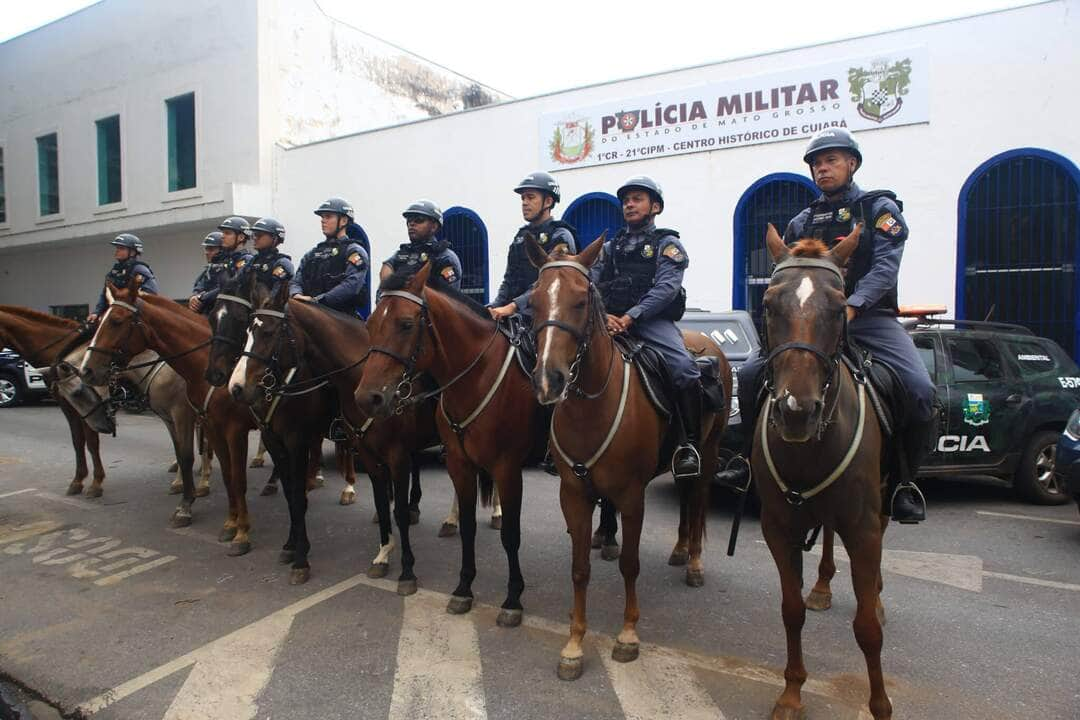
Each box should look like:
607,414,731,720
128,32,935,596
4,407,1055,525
524,237,726,681
0,306,106,496
80,284,259,555
753,224,892,720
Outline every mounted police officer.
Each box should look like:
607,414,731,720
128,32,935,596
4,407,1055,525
188,217,255,313
592,176,703,480
290,197,369,316
88,234,158,323
720,127,935,523
246,217,294,293
379,200,463,290
490,171,578,320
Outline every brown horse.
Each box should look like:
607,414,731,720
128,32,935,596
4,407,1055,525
753,223,892,720
524,237,726,681
80,283,260,556
0,306,106,496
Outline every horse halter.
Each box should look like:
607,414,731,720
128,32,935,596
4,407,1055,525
209,294,254,353
240,306,297,403
762,257,848,439
369,290,432,411
85,300,145,371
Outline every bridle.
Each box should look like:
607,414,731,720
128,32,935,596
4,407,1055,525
239,306,301,406
209,294,254,355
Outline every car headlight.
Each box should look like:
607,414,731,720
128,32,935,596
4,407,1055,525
1065,409,1080,441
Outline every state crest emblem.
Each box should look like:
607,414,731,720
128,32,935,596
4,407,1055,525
848,57,912,124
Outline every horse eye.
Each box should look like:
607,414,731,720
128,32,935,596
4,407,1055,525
574,300,587,310
399,319,415,332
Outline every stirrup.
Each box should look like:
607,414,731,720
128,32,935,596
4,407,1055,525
716,455,751,494
671,444,702,479
890,481,927,524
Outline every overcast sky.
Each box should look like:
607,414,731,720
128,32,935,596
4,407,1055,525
2,0,1039,97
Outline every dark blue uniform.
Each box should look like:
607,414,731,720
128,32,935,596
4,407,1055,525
247,248,294,295
590,223,698,389
382,239,463,291
494,220,577,314
192,249,254,314
94,259,158,315
290,238,369,316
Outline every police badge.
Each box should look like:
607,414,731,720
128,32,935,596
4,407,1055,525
641,244,655,259
837,208,851,222
420,253,428,262
539,233,549,244
331,247,339,256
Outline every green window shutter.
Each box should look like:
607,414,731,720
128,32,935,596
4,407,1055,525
96,115,121,205
36,133,59,215
166,93,196,191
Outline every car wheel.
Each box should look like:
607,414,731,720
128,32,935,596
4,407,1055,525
0,374,24,408
1014,430,1070,505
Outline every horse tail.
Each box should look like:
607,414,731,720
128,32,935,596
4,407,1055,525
478,469,494,508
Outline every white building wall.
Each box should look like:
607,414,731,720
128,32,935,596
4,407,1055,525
275,0,1080,316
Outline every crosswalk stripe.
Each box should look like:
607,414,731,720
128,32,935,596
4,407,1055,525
389,592,487,720
599,638,726,720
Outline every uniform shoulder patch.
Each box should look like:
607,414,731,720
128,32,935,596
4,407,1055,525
347,252,365,267
875,212,901,236
272,266,287,278
661,244,685,262
440,266,458,283
235,258,246,269
551,242,569,256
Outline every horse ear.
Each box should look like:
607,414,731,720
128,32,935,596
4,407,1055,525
524,233,549,269
831,222,862,266
105,283,117,304
410,261,433,291
577,233,606,268
765,224,789,262
246,266,258,298
274,275,290,308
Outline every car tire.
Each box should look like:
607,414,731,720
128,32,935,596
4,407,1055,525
0,373,24,408
1015,430,1070,505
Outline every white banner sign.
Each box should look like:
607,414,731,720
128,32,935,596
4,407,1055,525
539,48,928,170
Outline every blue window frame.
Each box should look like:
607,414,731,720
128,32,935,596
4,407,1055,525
166,93,196,191
96,115,122,205
440,207,489,302
36,133,59,215
562,192,623,247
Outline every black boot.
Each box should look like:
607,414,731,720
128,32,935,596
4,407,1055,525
672,384,703,479
715,357,764,488
889,411,937,523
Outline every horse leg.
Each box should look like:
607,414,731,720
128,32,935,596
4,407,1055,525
227,426,252,556
338,441,357,505
557,477,592,681
284,434,312,585
211,432,238,543
669,484,690,566
84,427,106,498
407,456,422,525
489,483,502,530
594,498,620,561
260,432,280,497
494,468,524,628
876,514,889,626
440,493,459,537
684,470,711,587
250,437,267,467
365,457,395,580
845,526,893,719
167,417,196,528
305,436,324,491
762,514,809,720
59,402,89,495
391,451,418,596
612,491,644,663
196,424,212,497
806,527,836,611
446,453,478,615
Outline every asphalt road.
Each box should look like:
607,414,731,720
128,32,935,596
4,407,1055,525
1,405,1078,720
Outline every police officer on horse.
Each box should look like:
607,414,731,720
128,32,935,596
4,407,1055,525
88,234,158,323
720,127,934,523
246,217,294,293
379,200,463,290
290,197,369,316
188,217,255,314
490,171,578,321
592,176,703,480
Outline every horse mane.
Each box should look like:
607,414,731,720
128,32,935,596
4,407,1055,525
294,298,367,327
137,292,207,326
789,239,830,258
380,265,491,322
0,305,79,329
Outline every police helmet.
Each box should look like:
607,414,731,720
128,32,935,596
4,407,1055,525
313,197,356,220
201,231,225,248
250,217,286,244
803,127,862,170
617,175,664,211
402,199,443,225
514,171,561,204
110,233,144,253
217,216,252,238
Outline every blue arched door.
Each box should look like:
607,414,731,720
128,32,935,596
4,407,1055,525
562,192,623,248
957,149,1080,357
440,207,489,303
732,173,817,328
346,221,372,318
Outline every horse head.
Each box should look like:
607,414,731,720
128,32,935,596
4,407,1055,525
53,360,115,434
355,262,435,419
227,279,286,406
526,232,605,405
80,280,148,386
762,222,860,442
206,271,257,387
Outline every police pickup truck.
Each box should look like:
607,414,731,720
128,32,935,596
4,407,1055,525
0,348,50,408
679,310,1078,505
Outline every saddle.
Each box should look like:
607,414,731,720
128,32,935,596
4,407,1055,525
612,335,726,418
843,339,908,437
500,314,537,377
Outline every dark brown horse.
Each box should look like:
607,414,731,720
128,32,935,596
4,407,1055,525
355,264,538,625
0,306,106,496
80,283,260,556
524,237,726,681
753,223,892,720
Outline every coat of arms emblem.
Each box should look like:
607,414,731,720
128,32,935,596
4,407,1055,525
549,119,594,165
848,58,912,123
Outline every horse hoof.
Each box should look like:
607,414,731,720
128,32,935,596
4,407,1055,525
805,590,832,612
218,527,238,543
668,548,689,566
168,482,183,495
289,567,310,585
249,458,264,468
66,483,83,496
685,569,705,588
168,461,179,473
195,485,210,498
490,515,502,530
278,550,296,565
227,541,252,557
590,530,604,549
438,522,458,538
170,514,192,529
339,491,356,506
397,579,418,596
446,596,473,615
557,657,584,681
496,609,522,628
600,543,620,561
770,703,806,720
260,483,277,497
409,508,420,526
367,562,389,579
612,641,639,663
84,486,103,499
